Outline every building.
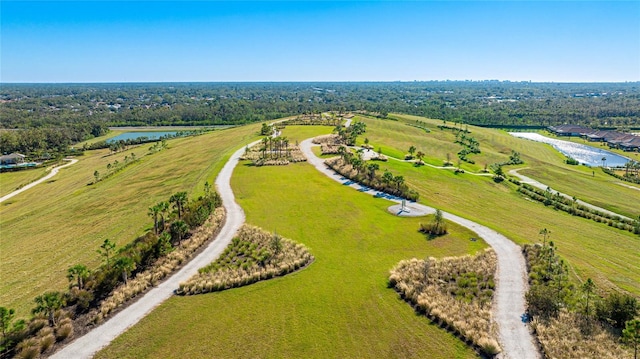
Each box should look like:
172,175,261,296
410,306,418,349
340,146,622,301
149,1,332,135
0,153,26,165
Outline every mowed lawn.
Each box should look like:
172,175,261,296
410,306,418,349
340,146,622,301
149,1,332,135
0,125,260,316
355,116,640,295
0,166,49,198
96,128,485,359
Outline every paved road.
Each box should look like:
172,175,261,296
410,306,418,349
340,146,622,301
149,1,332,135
50,142,253,359
0,159,78,203
301,139,540,359
509,168,632,221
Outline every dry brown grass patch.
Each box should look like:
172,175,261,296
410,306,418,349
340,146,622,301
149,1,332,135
389,248,500,355
177,224,314,295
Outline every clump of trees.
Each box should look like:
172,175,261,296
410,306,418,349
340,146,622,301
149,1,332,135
0,184,223,357
177,225,314,295
325,149,419,201
523,241,639,358
419,209,448,238
389,249,500,356
240,136,306,166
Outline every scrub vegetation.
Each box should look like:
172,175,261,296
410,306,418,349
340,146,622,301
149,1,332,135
389,249,500,356
177,224,313,295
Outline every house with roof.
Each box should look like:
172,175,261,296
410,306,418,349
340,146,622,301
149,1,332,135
0,153,26,165
618,136,640,152
547,124,594,137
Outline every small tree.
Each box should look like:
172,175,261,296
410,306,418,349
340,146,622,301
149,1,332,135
539,228,551,247
148,204,161,235
114,256,136,284
97,239,116,269
169,191,188,219
415,151,425,165
270,232,283,255
0,307,15,352
622,319,640,359
581,278,596,320
93,170,100,183
67,264,90,290
32,292,65,327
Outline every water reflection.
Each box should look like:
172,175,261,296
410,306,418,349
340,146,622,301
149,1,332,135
509,132,630,167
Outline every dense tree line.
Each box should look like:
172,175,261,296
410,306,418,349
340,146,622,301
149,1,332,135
2,82,639,157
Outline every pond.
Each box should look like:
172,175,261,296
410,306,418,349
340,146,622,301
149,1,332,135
509,132,630,167
107,131,178,143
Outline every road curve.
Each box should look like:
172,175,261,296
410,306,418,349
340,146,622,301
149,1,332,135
301,139,540,359
0,159,78,203
50,143,254,359
509,168,632,221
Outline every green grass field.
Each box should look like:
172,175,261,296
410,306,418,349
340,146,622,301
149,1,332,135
5,116,639,357
0,125,261,316
0,166,50,198
352,115,640,295
96,139,486,358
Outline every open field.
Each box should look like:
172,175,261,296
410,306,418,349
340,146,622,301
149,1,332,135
518,165,640,219
96,126,486,358
356,115,640,295
0,125,261,316
0,166,49,198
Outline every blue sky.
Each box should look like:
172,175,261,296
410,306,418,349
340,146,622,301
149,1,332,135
1,1,639,83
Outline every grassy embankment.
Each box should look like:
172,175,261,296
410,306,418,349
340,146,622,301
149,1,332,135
0,124,260,316
357,114,640,295
0,167,50,198
96,125,485,358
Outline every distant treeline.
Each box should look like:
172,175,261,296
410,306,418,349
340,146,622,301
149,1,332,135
2,82,639,156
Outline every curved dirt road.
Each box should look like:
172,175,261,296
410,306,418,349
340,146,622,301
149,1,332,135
509,168,632,221
0,159,78,203
301,139,539,359
50,143,252,358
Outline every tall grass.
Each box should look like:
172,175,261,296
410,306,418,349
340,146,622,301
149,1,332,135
531,310,633,359
177,224,314,295
389,248,500,355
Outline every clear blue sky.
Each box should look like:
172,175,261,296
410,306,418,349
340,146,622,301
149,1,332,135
1,1,639,83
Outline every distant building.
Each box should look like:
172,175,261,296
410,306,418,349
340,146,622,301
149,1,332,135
547,125,594,137
0,153,26,165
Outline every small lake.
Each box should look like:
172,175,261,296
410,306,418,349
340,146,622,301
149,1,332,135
107,131,178,143
509,132,630,167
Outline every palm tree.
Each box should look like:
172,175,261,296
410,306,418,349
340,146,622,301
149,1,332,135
582,278,596,320
114,256,136,284
382,170,394,185
148,205,161,234
367,163,379,182
67,264,90,290
169,191,188,219
170,220,189,243
33,292,65,326
394,175,405,190
602,156,607,168
158,201,169,231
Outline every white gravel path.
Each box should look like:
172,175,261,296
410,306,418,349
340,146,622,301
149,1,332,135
301,139,540,359
0,158,78,203
50,142,253,359
509,168,632,221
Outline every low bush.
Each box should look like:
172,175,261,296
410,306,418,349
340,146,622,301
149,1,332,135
389,249,500,356
177,225,314,295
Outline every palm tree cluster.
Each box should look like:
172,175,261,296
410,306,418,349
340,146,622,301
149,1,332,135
0,185,225,357
241,136,306,166
333,121,366,146
325,147,419,201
